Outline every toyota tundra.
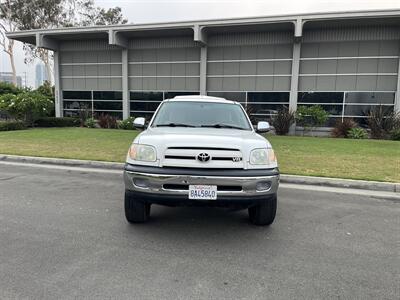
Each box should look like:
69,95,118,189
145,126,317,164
124,96,279,225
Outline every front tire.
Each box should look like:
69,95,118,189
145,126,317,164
125,191,150,223
248,194,277,226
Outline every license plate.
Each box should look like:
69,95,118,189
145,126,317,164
189,185,217,200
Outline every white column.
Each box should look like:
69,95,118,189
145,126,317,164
122,49,129,119
53,51,63,117
200,46,207,95
289,41,301,113
395,55,400,113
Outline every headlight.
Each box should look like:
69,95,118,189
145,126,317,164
250,148,277,165
128,144,156,162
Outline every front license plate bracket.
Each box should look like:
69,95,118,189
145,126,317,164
188,185,217,200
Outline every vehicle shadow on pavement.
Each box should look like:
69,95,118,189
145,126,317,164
123,205,276,239
121,205,277,255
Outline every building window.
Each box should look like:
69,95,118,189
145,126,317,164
93,91,122,101
298,92,344,117
298,92,344,104
298,91,395,126
63,101,91,110
247,92,289,103
63,91,91,100
130,91,200,118
345,92,394,104
344,92,394,120
247,92,290,123
93,101,123,110
130,92,163,101
131,102,161,112
130,92,163,117
62,90,123,118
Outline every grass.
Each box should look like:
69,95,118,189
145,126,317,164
0,128,137,163
267,135,400,182
0,127,399,182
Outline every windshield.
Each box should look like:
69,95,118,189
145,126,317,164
151,101,252,130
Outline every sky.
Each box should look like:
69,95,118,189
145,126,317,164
1,0,400,87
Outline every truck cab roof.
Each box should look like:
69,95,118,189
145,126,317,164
165,95,236,104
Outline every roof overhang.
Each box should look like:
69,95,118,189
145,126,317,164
6,9,400,50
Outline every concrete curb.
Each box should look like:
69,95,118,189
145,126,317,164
0,154,124,170
280,174,400,193
1,154,399,193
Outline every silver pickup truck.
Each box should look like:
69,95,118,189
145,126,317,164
124,96,279,225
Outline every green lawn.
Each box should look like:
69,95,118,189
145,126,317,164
0,128,399,182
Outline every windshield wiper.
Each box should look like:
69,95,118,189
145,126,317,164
201,123,247,130
155,123,197,128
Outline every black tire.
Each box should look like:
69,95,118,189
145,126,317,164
248,193,277,226
125,191,150,223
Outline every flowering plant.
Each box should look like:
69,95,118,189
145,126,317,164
0,91,53,126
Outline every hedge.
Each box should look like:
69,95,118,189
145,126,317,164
34,117,80,128
0,120,27,131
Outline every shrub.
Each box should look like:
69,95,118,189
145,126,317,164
35,81,54,99
331,118,357,138
0,82,22,96
78,106,91,127
0,120,27,131
0,91,53,126
390,129,400,141
296,105,329,135
97,113,118,129
118,117,136,130
84,117,96,128
272,106,295,135
35,117,79,127
347,127,368,139
367,106,400,139
35,81,55,117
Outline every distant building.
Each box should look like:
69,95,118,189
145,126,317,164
0,72,22,87
35,64,48,88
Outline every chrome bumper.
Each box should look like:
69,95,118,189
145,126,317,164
124,169,279,198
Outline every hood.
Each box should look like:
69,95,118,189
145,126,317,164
135,127,271,150
127,127,276,169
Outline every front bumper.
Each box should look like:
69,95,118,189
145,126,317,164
124,164,279,203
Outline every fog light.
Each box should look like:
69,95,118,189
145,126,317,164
256,181,271,191
133,178,149,188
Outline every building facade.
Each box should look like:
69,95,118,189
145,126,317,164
35,63,48,88
8,10,400,125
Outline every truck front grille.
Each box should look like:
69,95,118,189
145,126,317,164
163,147,244,168
163,184,242,192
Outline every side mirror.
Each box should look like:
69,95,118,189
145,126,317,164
256,121,270,133
133,117,146,129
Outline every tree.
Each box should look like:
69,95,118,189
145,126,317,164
75,1,128,26
1,0,128,86
0,0,18,85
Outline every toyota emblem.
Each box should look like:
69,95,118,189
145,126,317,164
197,153,211,162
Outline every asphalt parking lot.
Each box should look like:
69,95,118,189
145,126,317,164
0,163,399,299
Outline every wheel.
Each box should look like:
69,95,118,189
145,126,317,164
125,191,151,223
248,194,277,226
